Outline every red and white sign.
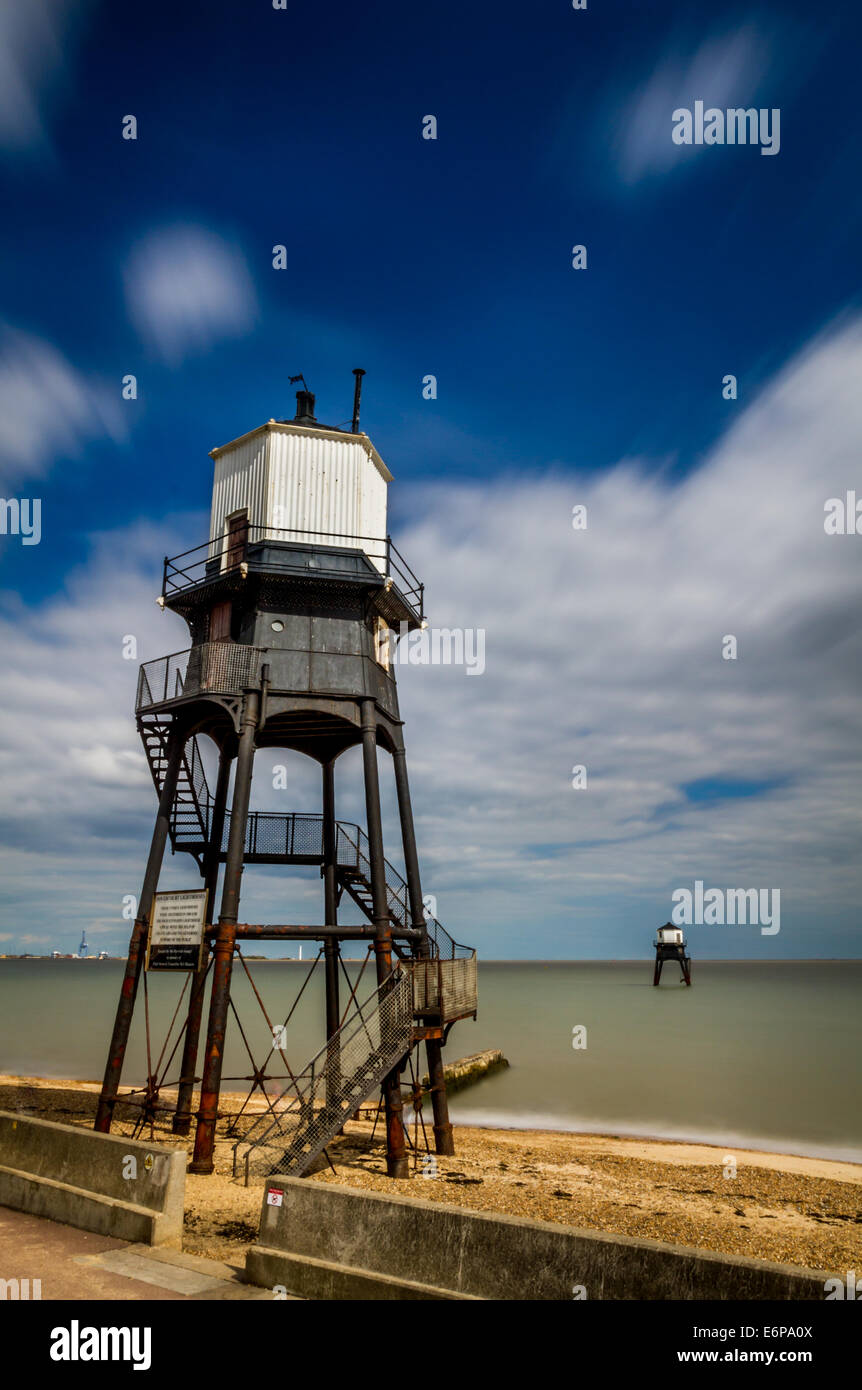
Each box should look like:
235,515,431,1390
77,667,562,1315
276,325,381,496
266,1187,284,1207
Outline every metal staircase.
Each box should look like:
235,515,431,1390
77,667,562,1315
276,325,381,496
141,727,477,1181
140,725,470,962
233,968,415,1182
139,717,211,866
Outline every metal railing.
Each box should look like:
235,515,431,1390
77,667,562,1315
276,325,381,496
143,725,472,964
334,820,472,961
335,821,410,931
136,642,265,712
223,810,325,859
161,524,425,622
185,734,211,812
233,968,415,1182
412,955,478,1021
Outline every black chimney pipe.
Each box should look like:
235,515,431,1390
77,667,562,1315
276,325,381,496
294,389,316,424
351,368,366,433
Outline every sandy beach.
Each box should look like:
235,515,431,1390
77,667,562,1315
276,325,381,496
2,1073,860,1275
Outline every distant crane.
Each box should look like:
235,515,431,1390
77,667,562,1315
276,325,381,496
78,930,89,959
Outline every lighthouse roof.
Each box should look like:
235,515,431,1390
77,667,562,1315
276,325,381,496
208,419,393,484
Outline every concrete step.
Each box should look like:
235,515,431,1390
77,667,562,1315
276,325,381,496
76,1243,279,1300
246,1245,480,1301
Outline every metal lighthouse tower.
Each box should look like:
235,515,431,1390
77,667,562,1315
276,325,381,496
94,374,477,1180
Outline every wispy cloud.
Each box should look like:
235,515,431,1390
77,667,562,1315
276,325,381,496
0,0,90,153
2,319,862,957
0,326,124,483
123,226,258,364
608,26,775,185
389,314,862,956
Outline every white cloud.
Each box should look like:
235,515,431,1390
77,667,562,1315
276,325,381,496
67,745,149,787
0,517,201,951
0,1,89,152
2,319,862,958
610,26,774,184
389,316,862,955
0,327,124,483
123,226,258,363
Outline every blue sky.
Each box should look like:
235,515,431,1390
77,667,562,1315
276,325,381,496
1,0,861,959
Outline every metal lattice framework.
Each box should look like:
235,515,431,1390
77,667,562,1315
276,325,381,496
136,642,265,711
234,968,415,1181
412,956,479,1020
231,810,325,859
139,727,474,961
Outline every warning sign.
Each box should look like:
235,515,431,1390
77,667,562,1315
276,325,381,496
146,890,208,972
266,1187,284,1207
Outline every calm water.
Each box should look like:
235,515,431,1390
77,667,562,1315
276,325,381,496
1,959,859,1162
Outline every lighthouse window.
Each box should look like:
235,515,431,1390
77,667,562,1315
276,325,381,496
374,616,391,670
270,620,284,633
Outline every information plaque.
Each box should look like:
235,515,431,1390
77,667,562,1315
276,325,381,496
145,890,208,972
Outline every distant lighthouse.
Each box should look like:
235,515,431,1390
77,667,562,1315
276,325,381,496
653,922,691,986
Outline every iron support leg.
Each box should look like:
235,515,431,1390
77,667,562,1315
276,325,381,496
322,759,341,1100
191,690,259,1173
361,700,408,1179
322,760,340,1037
425,1038,455,1156
393,745,454,1156
95,722,186,1132
173,746,231,1135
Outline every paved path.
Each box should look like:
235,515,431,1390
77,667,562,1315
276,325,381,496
0,1206,275,1300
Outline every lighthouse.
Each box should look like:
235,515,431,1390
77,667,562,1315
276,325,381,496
94,374,477,1178
653,923,691,986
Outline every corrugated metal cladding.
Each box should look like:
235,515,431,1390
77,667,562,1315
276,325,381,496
209,431,268,546
209,426,388,574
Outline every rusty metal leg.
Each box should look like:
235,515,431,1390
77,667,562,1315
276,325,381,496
95,722,186,1132
392,744,455,1156
191,690,259,1174
361,700,408,1179
653,955,662,986
322,761,340,1035
173,745,231,1136
322,759,341,1104
425,1036,455,1156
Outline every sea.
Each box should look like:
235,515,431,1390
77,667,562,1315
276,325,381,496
1,958,859,1163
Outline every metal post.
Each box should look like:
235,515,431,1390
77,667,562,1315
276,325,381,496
361,699,408,1178
351,366,365,434
173,744,231,1135
393,744,455,1156
322,759,341,1105
322,760,340,1039
392,747,427,941
94,721,186,1132
191,689,259,1173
